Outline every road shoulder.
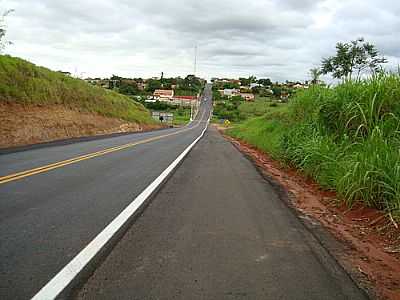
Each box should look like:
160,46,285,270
222,129,400,300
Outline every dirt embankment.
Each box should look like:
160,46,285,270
220,128,400,300
0,103,161,149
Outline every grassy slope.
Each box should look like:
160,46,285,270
238,98,284,119
0,55,155,124
228,104,289,157
228,74,400,218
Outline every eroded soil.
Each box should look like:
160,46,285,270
0,102,161,149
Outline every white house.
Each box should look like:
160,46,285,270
223,89,239,97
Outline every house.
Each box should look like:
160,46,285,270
239,93,255,101
250,83,261,89
280,91,289,101
293,83,304,89
223,89,240,97
153,89,174,100
264,89,274,95
172,95,197,107
231,79,241,85
137,82,146,91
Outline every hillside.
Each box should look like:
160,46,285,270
0,55,158,148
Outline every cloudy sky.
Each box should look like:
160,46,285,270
1,0,399,82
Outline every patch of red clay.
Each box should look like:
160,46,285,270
0,102,163,149
222,132,400,300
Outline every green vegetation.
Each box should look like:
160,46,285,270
173,108,191,125
237,97,284,119
212,90,283,123
228,74,400,219
213,95,243,122
143,75,204,95
0,55,155,124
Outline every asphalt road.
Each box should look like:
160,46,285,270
0,86,212,300
76,127,367,300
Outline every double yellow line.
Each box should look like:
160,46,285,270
0,120,201,185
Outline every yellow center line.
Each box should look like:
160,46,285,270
0,117,204,185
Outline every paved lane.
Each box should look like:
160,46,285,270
0,86,212,299
77,127,367,300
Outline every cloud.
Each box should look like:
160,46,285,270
2,0,399,82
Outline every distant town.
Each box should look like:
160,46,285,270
73,73,321,125
80,73,318,104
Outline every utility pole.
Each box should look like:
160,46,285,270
190,101,193,122
194,45,197,76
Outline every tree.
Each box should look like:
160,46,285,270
239,76,256,86
321,38,387,79
309,68,321,84
249,75,257,83
145,79,162,93
251,86,261,94
272,86,282,97
239,77,250,86
119,81,139,95
0,10,13,52
257,78,272,87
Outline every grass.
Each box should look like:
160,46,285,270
238,98,285,119
255,95,272,101
213,93,284,123
172,108,191,125
0,55,155,124
227,73,400,220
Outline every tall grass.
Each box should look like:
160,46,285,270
228,73,400,219
0,55,155,124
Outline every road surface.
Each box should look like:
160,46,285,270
0,84,366,299
0,86,212,299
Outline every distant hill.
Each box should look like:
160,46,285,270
0,55,159,148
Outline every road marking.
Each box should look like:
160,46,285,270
30,112,211,300
0,114,205,185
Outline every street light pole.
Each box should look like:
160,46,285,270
190,100,193,122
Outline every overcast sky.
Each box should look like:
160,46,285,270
2,0,399,82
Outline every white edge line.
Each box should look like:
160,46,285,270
31,113,211,300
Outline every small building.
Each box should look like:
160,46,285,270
153,89,174,100
293,83,304,89
137,82,146,91
172,95,197,107
250,83,261,89
223,89,240,97
239,93,255,101
280,91,289,101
